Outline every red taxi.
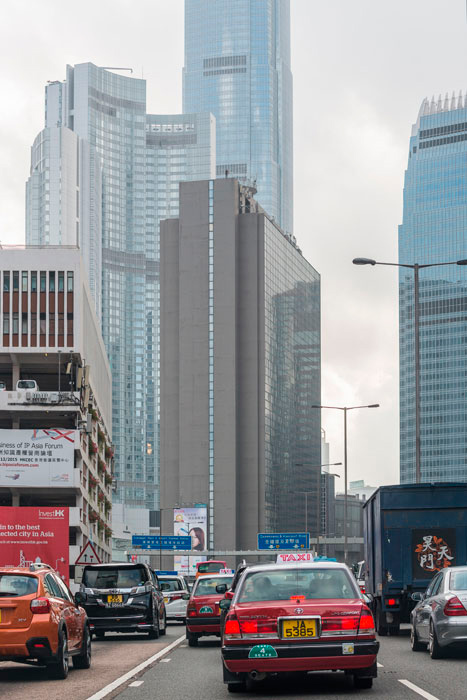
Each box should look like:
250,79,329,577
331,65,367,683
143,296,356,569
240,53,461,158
221,562,378,692
186,573,233,646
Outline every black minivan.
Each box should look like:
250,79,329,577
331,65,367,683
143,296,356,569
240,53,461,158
78,562,166,639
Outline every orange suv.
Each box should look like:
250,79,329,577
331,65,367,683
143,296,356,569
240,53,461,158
0,566,91,679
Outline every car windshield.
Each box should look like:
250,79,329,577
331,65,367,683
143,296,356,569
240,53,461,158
194,576,233,596
0,574,38,597
237,568,356,603
198,562,225,574
450,570,467,591
83,566,147,589
160,578,183,592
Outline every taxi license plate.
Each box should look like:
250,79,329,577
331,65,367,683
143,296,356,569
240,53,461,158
107,595,123,604
281,619,317,639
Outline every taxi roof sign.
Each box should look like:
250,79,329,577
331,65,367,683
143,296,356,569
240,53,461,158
276,552,314,564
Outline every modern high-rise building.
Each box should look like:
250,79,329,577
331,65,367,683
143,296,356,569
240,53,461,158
26,63,215,510
399,93,467,483
183,0,293,235
26,127,103,318
160,179,320,552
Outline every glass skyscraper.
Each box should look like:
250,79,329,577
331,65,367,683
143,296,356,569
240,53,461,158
183,0,293,235
399,94,467,483
27,63,215,509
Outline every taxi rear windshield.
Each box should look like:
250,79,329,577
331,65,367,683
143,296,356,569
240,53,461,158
160,578,183,592
237,569,356,603
0,574,38,597
194,576,233,596
197,562,225,574
83,566,147,589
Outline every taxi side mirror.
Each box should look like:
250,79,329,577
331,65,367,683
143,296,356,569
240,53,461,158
75,591,86,607
182,593,190,600
216,584,228,594
219,599,231,611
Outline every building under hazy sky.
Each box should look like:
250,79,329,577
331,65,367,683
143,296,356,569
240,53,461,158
399,94,467,484
183,0,294,235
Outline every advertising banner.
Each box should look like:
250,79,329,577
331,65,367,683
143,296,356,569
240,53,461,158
0,507,69,583
174,506,207,575
412,528,456,579
0,429,77,488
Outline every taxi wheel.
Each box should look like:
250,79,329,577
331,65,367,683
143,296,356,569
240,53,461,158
354,677,373,689
47,631,69,680
227,681,247,693
159,611,167,636
73,625,92,669
187,631,199,647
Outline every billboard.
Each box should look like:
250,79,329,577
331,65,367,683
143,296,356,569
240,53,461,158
412,529,456,579
0,507,69,582
0,429,77,488
174,506,207,576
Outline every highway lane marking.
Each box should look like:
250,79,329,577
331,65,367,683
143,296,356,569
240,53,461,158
84,634,185,700
399,679,439,700
160,658,171,662
377,662,384,667
129,681,144,687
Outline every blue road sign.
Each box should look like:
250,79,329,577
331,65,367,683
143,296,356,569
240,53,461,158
132,535,192,550
257,532,310,550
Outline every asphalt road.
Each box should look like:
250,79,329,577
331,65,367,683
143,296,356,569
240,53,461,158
0,624,185,700
113,625,467,700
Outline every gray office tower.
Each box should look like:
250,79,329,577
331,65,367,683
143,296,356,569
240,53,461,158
183,0,293,235
160,179,320,551
26,63,215,509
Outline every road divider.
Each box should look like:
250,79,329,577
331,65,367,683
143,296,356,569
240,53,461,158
85,634,185,700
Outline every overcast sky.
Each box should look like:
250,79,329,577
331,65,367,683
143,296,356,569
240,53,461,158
1,0,467,489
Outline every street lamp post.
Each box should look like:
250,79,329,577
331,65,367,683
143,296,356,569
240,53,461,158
312,404,379,563
353,257,467,483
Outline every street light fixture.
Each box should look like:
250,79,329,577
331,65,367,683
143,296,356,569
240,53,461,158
312,404,379,563
352,256,467,483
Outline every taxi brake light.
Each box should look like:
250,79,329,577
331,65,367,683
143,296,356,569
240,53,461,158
444,596,467,617
358,612,375,636
322,616,359,631
224,615,241,639
30,598,51,614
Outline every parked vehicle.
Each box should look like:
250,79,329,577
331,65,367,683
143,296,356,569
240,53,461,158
221,561,378,693
363,483,467,636
16,379,39,392
186,573,234,646
195,560,228,578
158,574,190,622
410,565,467,658
79,562,166,639
0,565,91,679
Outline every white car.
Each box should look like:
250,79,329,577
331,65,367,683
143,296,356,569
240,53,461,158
159,575,190,622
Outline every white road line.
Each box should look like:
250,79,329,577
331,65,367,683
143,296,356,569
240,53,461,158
160,658,171,662
129,681,144,687
377,662,384,667
399,679,440,700
85,634,185,700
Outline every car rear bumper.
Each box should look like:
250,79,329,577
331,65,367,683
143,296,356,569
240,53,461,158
222,640,379,674
187,616,221,634
437,619,467,647
0,637,54,662
88,614,152,633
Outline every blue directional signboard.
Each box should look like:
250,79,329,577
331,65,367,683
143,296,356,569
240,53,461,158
132,535,192,550
257,533,310,550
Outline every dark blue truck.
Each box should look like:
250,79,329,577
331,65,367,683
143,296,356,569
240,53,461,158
363,483,467,636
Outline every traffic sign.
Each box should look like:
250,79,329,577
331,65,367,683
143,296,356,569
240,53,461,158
75,541,101,565
257,532,310,550
132,535,192,550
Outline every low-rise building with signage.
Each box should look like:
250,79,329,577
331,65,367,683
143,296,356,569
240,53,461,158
0,246,113,584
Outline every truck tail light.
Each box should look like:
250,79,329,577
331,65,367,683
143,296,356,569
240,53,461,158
30,598,51,614
444,596,467,617
386,598,399,607
224,614,241,639
358,611,376,636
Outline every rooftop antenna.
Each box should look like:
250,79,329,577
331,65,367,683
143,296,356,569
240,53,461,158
100,67,133,74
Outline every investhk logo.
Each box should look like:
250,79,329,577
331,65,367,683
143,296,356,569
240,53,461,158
39,509,65,518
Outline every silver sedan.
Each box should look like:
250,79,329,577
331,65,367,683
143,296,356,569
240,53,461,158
411,565,467,658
